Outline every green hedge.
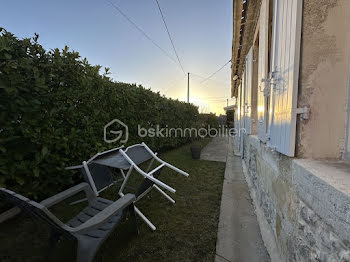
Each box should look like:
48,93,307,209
198,113,219,128
0,29,199,199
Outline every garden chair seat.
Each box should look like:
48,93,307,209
80,163,117,194
92,151,131,170
90,144,153,170
67,197,123,238
0,183,137,262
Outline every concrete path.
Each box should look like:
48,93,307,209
201,137,270,262
200,136,228,162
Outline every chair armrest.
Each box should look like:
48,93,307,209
40,183,94,208
70,194,135,234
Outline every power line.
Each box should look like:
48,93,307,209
154,0,185,74
200,59,232,84
106,0,230,104
190,72,230,86
107,0,179,67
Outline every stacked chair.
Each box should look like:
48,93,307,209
0,142,189,260
66,142,189,230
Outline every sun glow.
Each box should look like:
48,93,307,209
160,74,230,115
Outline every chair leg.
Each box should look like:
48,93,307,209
153,185,176,204
134,206,156,231
128,204,139,235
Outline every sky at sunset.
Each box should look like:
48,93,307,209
3,0,235,114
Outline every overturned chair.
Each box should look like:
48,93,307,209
66,142,189,230
0,183,137,262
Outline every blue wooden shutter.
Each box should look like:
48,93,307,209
257,0,269,142
245,48,253,135
268,0,303,156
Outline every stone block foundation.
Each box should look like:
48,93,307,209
241,134,350,262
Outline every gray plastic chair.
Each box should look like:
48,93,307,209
0,183,137,262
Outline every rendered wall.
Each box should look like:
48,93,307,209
297,0,350,159
242,134,350,261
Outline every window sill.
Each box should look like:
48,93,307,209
293,159,350,197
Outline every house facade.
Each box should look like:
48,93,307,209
231,0,350,260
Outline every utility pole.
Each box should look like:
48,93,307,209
187,72,190,103
227,98,229,107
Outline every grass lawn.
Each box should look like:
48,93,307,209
0,138,225,262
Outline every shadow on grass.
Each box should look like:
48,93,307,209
0,138,225,262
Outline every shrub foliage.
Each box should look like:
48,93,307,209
0,29,199,199
198,113,219,128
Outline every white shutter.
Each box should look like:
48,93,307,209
235,83,241,131
257,0,269,142
235,83,241,150
269,0,303,156
245,48,253,134
240,71,246,131
240,75,245,155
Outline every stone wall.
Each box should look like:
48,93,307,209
242,134,350,261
